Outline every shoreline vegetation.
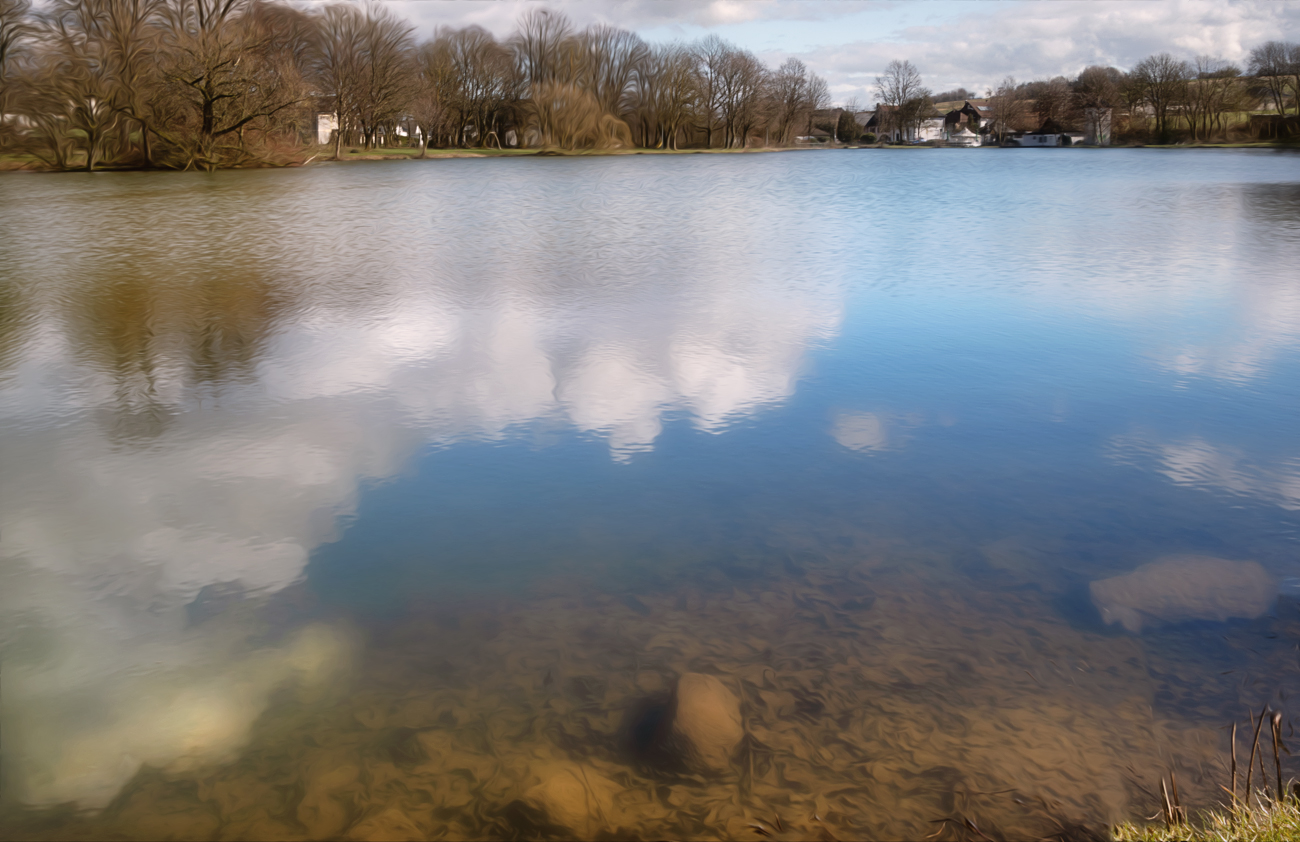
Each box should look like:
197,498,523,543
1115,799,1300,841
0,139,1294,173
1,1,1298,172
1114,703,1298,842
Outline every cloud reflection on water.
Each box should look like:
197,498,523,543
0,163,843,807
1,153,1298,814
1109,432,1300,512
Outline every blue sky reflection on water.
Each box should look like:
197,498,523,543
1,150,1299,829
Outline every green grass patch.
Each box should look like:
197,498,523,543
315,145,806,161
0,152,43,170
1114,798,1300,841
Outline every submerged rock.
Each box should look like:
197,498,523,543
670,672,744,772
346,808,424,842
522,762,622,837
1089,555,1275,632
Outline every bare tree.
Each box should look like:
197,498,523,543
411,36,456,153
875,59,925,141
0,0,34,147
19,0,149,169
99,0,170,165
987,76,1028,143
651,42,694,149
158,0,310,168
352,5,414,149
1074,65,1122,109
716,46,765,147
627,41,693,149
0,0,26,81
806,72,829,134
1131,52,1190,141
441,26,518,148
314,3,364,158
769,58,812,145
577,24,646,120
1248,41,1296,116
510,7,572,89
1187,56,1243,141
690,34,729,147
1291,43,1300,118
1032,76,1076,127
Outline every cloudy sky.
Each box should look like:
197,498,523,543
372,0,1300,104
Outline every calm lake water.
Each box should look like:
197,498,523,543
2,149,1299,840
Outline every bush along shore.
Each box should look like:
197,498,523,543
1,0,1299,171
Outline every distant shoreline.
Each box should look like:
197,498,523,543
1,142,1293,172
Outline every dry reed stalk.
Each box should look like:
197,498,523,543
1273,711,1285,804
1159,777,1174,829
1230,721,1238,809
1245,704,1268,802
1260,734,1270,798
1170,770,1184,823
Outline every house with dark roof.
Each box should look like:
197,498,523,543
941,101,987,145
864,104,945,143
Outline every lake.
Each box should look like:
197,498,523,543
1,149,1298,840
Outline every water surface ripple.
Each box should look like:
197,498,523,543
1,150,1299,840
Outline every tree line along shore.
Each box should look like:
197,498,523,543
0,0,1298,172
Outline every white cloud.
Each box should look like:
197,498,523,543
803,0,1300,103
371,0,1300,107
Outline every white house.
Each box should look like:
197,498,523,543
1016,131,1061,147
863,107,945,143
315,112,337,145
915,116,946,143
947,127,981,147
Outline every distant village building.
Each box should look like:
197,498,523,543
864,104,944,143
1016,132,1060,147
947,127,981,147
862,107,891,140
916,116,946,143
1013,118,1067,147
941,101,987,145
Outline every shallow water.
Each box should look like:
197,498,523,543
1,149,1299,840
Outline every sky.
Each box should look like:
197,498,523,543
370,0,1300,105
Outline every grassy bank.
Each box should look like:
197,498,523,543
1114,798,1300,841
318,144,804,161
3,141,1292,172
0,153,40,171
